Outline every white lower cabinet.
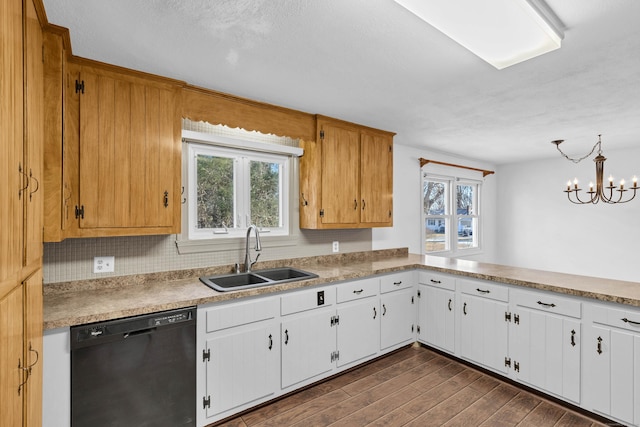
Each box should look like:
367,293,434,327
336,278,380,368
417,272,455,354
197,297,279,426
379,271,416,351
458,279,509,374
510,290,581,404
584,303,640,426
280,305,336,389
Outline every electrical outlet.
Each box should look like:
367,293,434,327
94,256,115,273
332,241,339,253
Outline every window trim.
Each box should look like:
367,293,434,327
176,130,302,254
422,172,483,256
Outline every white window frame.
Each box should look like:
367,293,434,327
422,173,483,256
177,130,302,254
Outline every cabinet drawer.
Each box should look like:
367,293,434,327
590,303,640,333
204,297,278,333
281,286,335,316
418,271,455,291
336,278,378,303
513,290,581,319
380,271,414,293
458,279,508,302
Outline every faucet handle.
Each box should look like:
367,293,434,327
234,263,240,274
251,253,261,268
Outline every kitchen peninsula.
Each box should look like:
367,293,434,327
43,249,640,427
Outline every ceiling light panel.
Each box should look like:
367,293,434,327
394,0,563,69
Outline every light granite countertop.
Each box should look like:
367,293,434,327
43,249,640,330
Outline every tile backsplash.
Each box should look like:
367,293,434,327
43,229,372,284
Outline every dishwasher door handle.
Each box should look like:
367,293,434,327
123,327,157,339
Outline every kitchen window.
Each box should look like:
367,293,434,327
178,130,302,253
423,173,481,255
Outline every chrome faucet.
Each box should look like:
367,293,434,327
244,224,262,272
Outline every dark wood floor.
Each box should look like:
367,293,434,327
217,345,611,427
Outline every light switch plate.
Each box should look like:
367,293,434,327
94,256,115,273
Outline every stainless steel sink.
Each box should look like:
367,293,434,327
200,267,318,292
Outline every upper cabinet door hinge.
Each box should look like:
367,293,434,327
319,209,324,218
203,348,211,363
320,129,325,140
75,79,85,94
75,205,84,219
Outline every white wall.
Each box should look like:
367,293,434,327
373,144,498,263
495,146,640,282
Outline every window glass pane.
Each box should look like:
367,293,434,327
424,181,447,215
456,184,474,214
250,160,281,227
425,218,448,252
196,154,234,229
457,217,475,249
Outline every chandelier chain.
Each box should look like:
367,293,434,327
553,134,602,163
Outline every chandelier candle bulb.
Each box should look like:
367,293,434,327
620,179,625,190
609,176,614,187
634,176,638,188
589,182,594,192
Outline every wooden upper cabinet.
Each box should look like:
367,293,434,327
78,68,176,230
300,116,394,229
360,130,393,225
43,61,182,240
319,120,361,225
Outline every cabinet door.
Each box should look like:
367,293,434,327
204,323,278,418
0,0,24,284
0,284,25,427
512,308,580,403
337,298,379,368
460,294,509,374
360,131,392,225
418,284,455,353
78,68,177,230
319,120,360,225
585,325,639,425
380,288,415,350
24,268,43,427
281,308,335,389
23,0,44,268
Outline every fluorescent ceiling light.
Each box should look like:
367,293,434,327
394,0,564,69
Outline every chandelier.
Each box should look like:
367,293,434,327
552,135,638,204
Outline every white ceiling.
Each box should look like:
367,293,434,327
42,0,640,164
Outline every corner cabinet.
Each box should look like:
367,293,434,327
43,59,183,241
299,116,394,229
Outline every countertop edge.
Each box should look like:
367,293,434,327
43,254,640,330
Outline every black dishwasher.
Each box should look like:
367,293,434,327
70,307,196,427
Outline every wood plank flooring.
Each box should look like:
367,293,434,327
216,345,612,427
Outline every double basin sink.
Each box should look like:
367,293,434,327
200,267,318,292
